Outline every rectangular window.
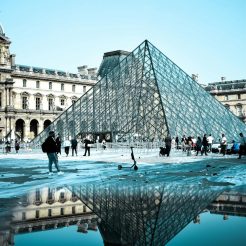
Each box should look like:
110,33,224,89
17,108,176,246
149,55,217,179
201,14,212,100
61,83,64,91
49,82,52,90
224,95,228,101
83,205,86,213
72,85,76,92
22,97,28,109
48,209,52,217
238,94,241,99
61,208,64,216
23,79,27,87
61,99,65,106
83,86,86,93
36,81,40,89
48,98,53,110
0,92,2,108
36,97,41,110
72,206,76,215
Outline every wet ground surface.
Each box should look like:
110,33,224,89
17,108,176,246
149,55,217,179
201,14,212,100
0,149,245,245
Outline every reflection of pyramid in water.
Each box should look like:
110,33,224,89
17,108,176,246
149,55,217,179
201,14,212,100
70,182,224,246
32,40,246,144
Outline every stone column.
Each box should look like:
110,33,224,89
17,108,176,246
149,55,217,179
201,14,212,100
24,118,30,142
38,119,43,134
9,88,12,106
5,117,10,137
5,88,9,106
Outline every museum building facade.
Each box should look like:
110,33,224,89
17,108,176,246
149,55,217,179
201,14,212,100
0,25,97,142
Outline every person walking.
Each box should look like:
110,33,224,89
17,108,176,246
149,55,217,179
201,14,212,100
43,131,63,175
83,137,91,156
201,134,208,156
238,132,246,159
220,133,227,156
56,134,62,155
64,138,70,157
71,138,78,156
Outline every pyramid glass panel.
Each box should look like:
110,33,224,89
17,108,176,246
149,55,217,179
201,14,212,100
31,40,246,146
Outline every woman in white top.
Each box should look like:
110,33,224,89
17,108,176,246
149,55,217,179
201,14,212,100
64,139,71,157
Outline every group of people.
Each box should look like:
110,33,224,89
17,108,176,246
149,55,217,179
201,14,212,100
54,134,94,157
163,132,246,159
5,139,20,153
42,131,109,174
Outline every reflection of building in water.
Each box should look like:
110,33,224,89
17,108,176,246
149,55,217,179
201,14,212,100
70,182,224,246
207,191,246,219
0,187,98,246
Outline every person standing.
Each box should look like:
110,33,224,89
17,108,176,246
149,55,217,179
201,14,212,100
15,140,20,153
102,139,106,150
43,131,63,175
201,134,208,156
220,133,227,156
56,134,62,155
64,138,71,157
164,134,172,157
181,135,187,152
238,132,246,159
83,138,91,156
71,138,78,156
196,136,202,156
175,136,179,150
207,134,214,153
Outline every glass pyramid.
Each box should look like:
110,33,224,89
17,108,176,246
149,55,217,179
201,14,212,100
32,40,246,145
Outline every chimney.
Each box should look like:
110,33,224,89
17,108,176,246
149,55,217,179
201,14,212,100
10,54,16,66
77,65,88,75
87,67,97,75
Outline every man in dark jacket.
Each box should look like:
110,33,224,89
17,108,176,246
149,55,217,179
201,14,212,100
71,138,78,156
44,131,63,175
83,138,91,156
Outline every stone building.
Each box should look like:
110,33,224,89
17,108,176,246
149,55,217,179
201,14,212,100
0,25,97,142
205,79,246,123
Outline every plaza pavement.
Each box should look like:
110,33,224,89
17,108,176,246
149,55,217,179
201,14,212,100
0,147,245,199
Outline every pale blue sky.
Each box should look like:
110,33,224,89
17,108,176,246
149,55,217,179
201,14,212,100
0,0,245,84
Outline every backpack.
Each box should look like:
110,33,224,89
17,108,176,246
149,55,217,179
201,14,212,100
41,141,48,153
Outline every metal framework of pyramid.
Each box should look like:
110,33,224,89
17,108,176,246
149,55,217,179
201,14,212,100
32,40,246,145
